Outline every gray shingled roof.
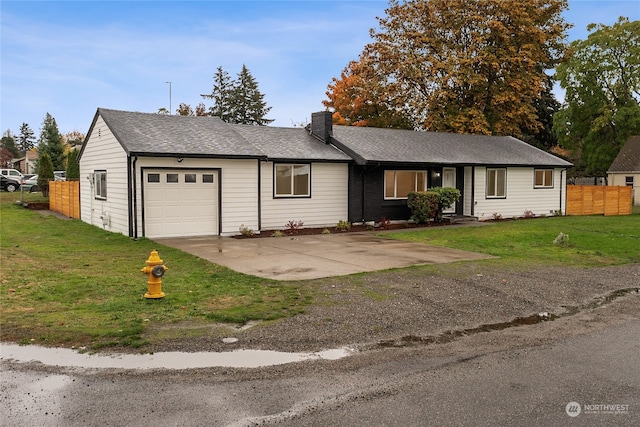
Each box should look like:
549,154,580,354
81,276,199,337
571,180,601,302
607,135,640,172
98,108,265,158
331,125,572,167
232,124,351,161
94,108,350,161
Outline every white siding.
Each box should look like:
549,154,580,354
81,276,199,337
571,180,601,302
608,173,640,205
260,162,348,230
134,157,260,236
473,167,566,220
79,116,130,235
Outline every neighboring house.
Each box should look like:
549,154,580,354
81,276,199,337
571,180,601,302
12,149,38,174
607,135,640,206
78,109,572,239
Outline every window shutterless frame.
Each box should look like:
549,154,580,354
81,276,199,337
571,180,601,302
384,170,427,199
94,170,107,200
486,168,506,198
534,169,554,188
274,163,311,197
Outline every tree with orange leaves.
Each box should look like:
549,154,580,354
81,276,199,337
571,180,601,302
323,57,412,129
328,0,569,137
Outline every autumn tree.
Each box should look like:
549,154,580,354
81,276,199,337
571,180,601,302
324,57,412,129
37,113,65,170
175,102,208,117
17,123,36,152
1,130,19,158
176,103,194,116
202,65,273,125
63,130,85,148
554,17,640,176
357,0,569,136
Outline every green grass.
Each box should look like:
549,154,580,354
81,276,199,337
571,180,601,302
384,214,640,268
0,192,311,350
2,191,639,350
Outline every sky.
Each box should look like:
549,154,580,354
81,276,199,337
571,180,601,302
1,0,639,138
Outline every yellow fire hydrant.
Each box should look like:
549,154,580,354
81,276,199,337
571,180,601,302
141,249,168,299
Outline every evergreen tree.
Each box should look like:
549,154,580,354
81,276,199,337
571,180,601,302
37,152,54,197
18,123,36,152
202,66,234,122
231,64,273,125
202,65,272,125
37,113,65,170
66,149,80,180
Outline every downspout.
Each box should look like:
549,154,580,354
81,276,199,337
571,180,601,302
257,159,262,232
560,168,565,215
132,156,138,239
127,156,133,237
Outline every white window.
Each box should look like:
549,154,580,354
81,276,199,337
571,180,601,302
94,171,107,200
384,170,427,199
487,168,506,198
275,164,310,197
534,169,553,188
625,176,634,187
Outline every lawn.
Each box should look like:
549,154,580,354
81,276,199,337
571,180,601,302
1,191,639,350
385,214,640,268
0,192,310,350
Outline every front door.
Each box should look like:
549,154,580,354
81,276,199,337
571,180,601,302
442,167,456,213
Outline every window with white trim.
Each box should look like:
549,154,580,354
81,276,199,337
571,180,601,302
384,170,427,199
534,169,553,188
275,164,310,197
486,168,506,198
94,170,107,200
625,176,634,187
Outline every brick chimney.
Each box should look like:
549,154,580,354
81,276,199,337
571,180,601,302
310,111,333,143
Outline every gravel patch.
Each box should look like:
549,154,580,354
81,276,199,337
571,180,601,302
143,263,640,354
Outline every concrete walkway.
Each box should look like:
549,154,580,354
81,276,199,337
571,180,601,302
155,231,493,281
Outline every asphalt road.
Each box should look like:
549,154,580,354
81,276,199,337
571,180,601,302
1,294,638,426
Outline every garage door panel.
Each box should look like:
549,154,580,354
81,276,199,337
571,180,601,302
144,170,218,238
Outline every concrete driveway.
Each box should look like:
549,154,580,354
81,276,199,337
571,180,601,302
155,231,492,281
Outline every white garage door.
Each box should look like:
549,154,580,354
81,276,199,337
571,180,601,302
144,169,219,238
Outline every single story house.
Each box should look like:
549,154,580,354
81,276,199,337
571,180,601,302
607,135,640,205
78,109,572,238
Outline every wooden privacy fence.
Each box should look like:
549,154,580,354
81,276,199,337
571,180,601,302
49,180,80,219
566,185,632,216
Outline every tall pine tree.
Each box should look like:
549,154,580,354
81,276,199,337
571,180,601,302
18,122,36,152
37,113,65,170
201,65,273,125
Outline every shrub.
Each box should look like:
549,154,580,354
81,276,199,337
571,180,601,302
407,191,439,224
285,220,304,234
429,187,461,221
37,153,54,197
66,149,80,180
492,212,503,221
239,224,255,237
322,228,331,234
271,230,284,237
523,210,535,218
378,216,392,228
336,220,351,231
